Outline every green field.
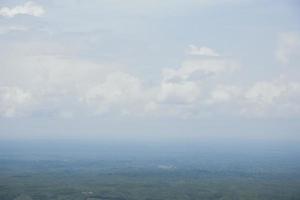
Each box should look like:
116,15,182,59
1,158,300,200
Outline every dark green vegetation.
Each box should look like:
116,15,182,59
0,140,300,200
1,159,300,200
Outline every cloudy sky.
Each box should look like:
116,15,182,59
0,0,299,140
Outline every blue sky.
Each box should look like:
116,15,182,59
0,0,300,140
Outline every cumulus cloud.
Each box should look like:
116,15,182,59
0,42,154,117
276,32,300,65
1,41,300,119
187,45,220,56
0,1,45,18
241,78,300,117
0,86,34,117
208,85,241,104
80,72,148,115
245,81,287,105
157,81,201,105
162,58,238,82
150,49,240,117
0,43,116,117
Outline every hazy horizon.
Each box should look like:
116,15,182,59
1,1,300,199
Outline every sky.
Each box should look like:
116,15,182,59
0,0,300,141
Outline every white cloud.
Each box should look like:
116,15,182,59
208,85,241,104
0,42,119,117
241,78,300,117
187,45,220,56
162,56,238,82
157,81,201,105
203,78,300,118
0,1,45,18
245,81,287,105
0,41,154,117
152,51,239,117
1,42,300,119
80,72,148,115
0,86,34,117
276,32,300,65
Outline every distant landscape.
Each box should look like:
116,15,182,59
1,0,300,199
0,140,299,200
